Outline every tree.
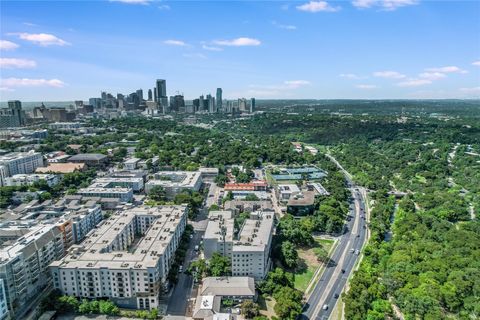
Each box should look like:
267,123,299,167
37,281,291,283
313,247,328,263
281,241,298,269
208,253,231,276
273,287,303,320
241,300,259,319
148,185,167,202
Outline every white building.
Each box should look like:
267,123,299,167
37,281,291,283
48,122,82,131
92,177,144,192
0,151,44,186
123,158,140,171
62,203,103,244
5,173,60,187
204,211,274,280
77,186,133,202
49,205,188,310
277,184,301,201
0,224,65,318
145,171,202,199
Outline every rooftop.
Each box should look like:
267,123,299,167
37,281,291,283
50,205,187,269
36,163,85,173
68,153,107,161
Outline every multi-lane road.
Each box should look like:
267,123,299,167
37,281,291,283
300,155,369,320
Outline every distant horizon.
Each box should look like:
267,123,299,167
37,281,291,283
1,1,479,100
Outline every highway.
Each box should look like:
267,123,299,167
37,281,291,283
300,155,369,320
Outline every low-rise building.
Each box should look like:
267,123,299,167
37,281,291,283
68,153,108,168
49,205,188,310
123,158,140,171
193,277,255,320
77,186,133,202
92,177,144,192
286,191,316,216
277,184,301,201
145,171,202,199
36,162,86,174
5,173,60,187
204,211,274,280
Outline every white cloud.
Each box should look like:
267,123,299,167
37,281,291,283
297,1,341,12
339,73,364,80
425,66,467,74
158,4,170,10
13,33,70,46
213,37,261,46
0,58,37,69
397,79,432,87
418,72,446,80
0,40,19,51
272,21,297,30
1,78,65,88
373,71,406,79
183,53,207,59
352,0,418,11
284,80,311,88
0,87,15,92
202,45,223,51
163,39,188,46
459,87,480,93
473,61,480,66
23,22,38,27
281,4,290,10
356,84,377,89
109,0,151,4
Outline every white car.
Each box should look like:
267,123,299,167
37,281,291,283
322,304,328,310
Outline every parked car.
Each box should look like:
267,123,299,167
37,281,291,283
322,304,329,310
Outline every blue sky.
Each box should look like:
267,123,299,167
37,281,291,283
1,0,479,101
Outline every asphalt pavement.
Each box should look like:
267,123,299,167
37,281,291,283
166,206,208,317
299,167,368,320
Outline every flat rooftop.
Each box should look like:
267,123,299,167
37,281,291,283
50,205,187,269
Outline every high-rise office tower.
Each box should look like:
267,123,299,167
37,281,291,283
154,88,158,102
136,89,143,101
0,100,25,128
250,98,256,113
238,98,247,112
156,79,167,111
148,89,153,101
156,79,166,97
216,88,222,111
199,95,205,112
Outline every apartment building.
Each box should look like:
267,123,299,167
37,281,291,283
0,224,65,318
145,171,202,199
77,186,133,202
92,177,144,192
0,151,44,186
4,173,59,187
204,210,274,280
49,205,187,310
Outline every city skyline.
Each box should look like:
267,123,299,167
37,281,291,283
1,0,480,101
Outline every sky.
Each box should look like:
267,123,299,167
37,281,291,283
0,0,479,101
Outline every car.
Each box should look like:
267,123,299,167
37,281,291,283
356,234,360,238
355,249,360,255
341,269,345,273
334,293,339,299
194,245,199,251
350,249,355,253
190,234,193,239
178,265,183,273
322,304,329,310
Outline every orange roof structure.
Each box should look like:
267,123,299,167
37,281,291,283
36,162,86,174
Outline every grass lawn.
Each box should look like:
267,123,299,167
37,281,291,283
294,238,335,293
257,295,276,319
